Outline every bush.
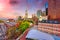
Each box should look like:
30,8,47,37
18,21,30,33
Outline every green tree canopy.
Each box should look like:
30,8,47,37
18,21,30,32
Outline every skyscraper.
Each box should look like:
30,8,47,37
46,8,48,15
48,0,60,21
24,9,28,19
37,10,42,19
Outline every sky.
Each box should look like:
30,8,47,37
0,0,48,19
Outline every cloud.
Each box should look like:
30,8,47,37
0,0,48,18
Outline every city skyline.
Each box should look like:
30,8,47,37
0,0,48,19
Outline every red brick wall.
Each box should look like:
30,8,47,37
38,23,60,36
48,0,60,21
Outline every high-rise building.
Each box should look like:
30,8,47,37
32,14,38,25
42,11,46,16
24,9,28,19
37,10,42,19
46,8,48,15
48,0,60,21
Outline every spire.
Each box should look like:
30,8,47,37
25,9,28,15
24,9,28,19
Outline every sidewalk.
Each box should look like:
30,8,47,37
19,25,60,40
20,28,30,40
19,25,38,40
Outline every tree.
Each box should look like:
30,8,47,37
0,20,4,23
18,16,22,21
18,21,30,32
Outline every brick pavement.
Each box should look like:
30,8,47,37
20,28,30,40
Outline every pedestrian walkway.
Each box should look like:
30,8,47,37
19,25,60,40
26,29,54,40
20,28,30,40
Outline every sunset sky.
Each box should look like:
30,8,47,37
0,0,48,19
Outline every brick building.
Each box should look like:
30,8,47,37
48,0,60,21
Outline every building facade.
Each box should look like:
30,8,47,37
48,0,60,21
37,10,42,19
24,10,28,19
46,8,48,15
